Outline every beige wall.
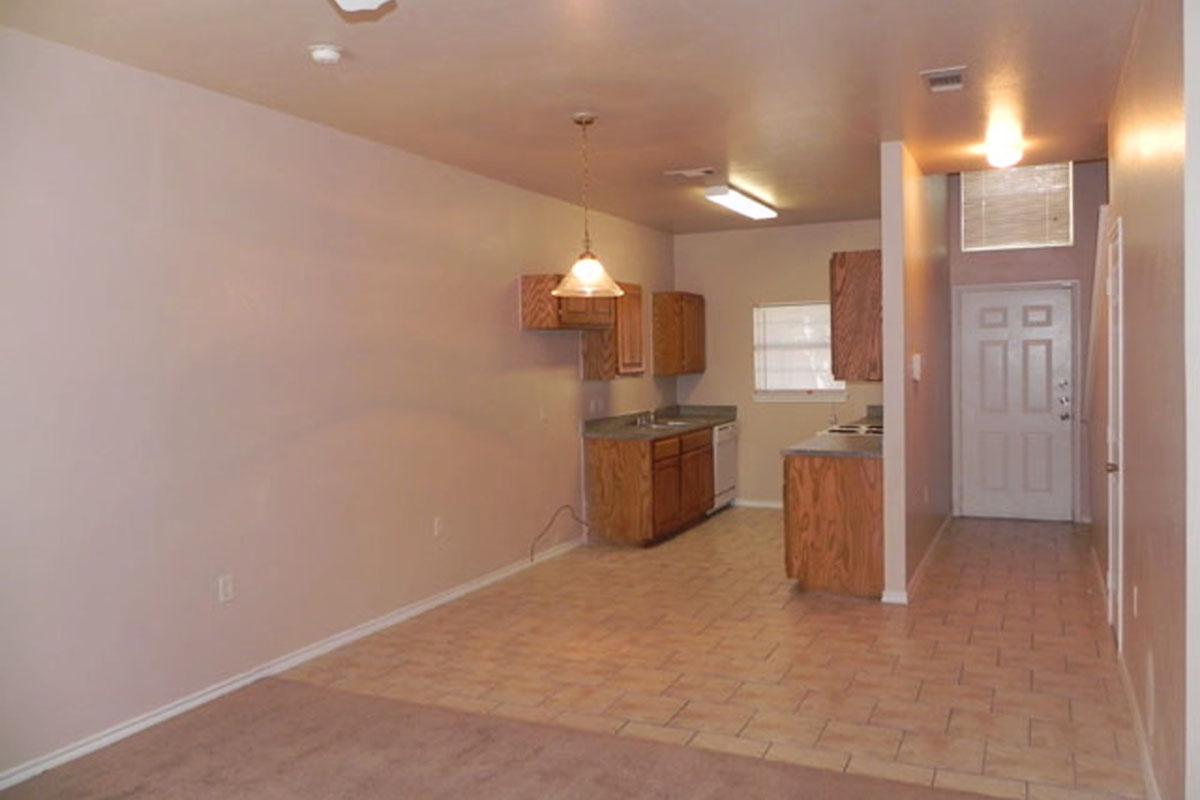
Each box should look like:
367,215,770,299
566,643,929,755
673,222,883,504
1097,0,1187,796
0,27,675,774
899,154,952,584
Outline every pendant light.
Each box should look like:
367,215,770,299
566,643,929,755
552,113,625,298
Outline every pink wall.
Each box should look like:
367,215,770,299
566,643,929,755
900,155,952,583
1098,0,1187,796
0,27,676,776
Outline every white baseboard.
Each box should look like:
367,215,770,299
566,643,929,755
906,514,952,602
733,498,784,510
0,535,584,791
881,589,909,605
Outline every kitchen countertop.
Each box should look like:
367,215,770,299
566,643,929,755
781,407,883,459
583,405,737,441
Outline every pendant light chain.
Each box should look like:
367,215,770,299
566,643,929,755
580,118,592,252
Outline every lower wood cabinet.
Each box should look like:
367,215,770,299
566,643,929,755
586,429,714,546
783,454,883,597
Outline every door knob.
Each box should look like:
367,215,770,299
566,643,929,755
1106,462,1120,473
1059,412,1071,421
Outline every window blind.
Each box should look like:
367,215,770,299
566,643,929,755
961,162,1073,251
752,303,844,395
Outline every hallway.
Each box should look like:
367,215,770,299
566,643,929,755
283,509,1145,798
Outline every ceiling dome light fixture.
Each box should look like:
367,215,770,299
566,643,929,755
552,113,624,299
308,43,343,65
333,0,393,11
984,112,1025,168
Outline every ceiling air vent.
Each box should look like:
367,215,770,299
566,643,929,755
920,66,966,93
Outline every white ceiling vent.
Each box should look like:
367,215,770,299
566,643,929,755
920,66,966,93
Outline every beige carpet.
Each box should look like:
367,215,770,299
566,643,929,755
4,678,985,799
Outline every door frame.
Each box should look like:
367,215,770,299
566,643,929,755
951,280,1083,520
1103,217,1125,649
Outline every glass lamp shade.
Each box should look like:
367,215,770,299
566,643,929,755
551,252,625,298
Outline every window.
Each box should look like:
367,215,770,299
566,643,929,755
961,162,1073,252
752,303,845,402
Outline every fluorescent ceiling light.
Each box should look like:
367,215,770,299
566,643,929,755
704,185,778,220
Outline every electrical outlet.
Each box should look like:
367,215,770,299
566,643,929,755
1133,584,1139,618
433,516,444,539
216,574,235,604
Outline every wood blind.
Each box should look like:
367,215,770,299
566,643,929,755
961,162,1073,252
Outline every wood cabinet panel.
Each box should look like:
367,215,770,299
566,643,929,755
560,295,614,328
783,455,883,598
652,437,680,462
615,283,645,375
653,292,706,376
581,282,643,381
652,458,681,536
680,445,714,523
680,429,711,454
829,250,882,381
682,294,706,373
585,439,652,545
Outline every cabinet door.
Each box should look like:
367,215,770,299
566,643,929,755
680,445,714,522
615,283,644,374
652,457,681,536
653,293,684,375
829,250,882,381
682,294,706,374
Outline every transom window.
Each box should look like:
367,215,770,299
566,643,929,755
961,162,1074,252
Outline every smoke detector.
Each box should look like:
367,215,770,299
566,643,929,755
920,66,966,93
663,167,717,180
333,0,392,11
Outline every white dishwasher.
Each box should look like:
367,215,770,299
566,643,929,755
711,422,738,512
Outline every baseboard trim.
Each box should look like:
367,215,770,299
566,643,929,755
881,589,909,605
0,535,585,791
733,498,784,510
906,514,952,602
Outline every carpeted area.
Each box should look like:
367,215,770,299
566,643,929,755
4,678,984,799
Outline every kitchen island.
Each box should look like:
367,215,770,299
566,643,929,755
782,412,882,598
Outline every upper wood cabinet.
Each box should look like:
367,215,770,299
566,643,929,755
653,292,706,376
829,250,882,382
520,274,614,330
582,282,644,380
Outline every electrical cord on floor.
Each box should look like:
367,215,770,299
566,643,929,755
529,504,589,563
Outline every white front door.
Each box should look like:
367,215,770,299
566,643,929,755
958,285,1075,520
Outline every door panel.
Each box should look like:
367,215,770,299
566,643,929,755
959,286,1074,520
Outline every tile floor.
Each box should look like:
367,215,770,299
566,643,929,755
282,508,1145,800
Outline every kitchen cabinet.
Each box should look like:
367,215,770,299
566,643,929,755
520,274,614,330
653,292,706,376
585,427,713,545
783,453,883,597
582,282,644,380
829,250,882,381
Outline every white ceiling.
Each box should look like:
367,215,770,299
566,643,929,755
0,0,1139,232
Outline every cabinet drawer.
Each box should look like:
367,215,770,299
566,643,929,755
652,437,680,461
680,428,712,453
